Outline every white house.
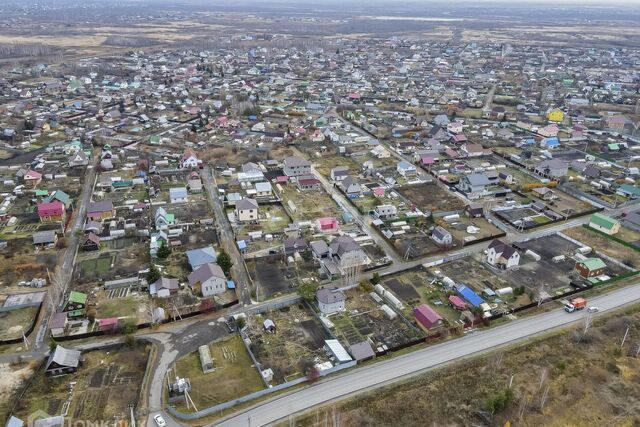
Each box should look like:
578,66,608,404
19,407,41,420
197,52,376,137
155,207,175,229
255,181,273,198
431,226,453,246
180,149,200,168
169,187,188,204
374,204,397,219
316,287,346,315
486,239,520,269
235,198,259,222
396,161,417,177
188,263,226,297
330,166,349,182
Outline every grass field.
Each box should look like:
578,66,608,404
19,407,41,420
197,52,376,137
564,226,640,269
174,334,264,411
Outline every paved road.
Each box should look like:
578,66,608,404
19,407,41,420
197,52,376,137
201,166,252,305
214,283,640,427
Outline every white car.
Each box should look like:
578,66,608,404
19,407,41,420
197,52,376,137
154,415,167,427
587,306,599,313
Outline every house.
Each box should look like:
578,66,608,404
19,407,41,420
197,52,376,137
188,263,226,296
458,173,491,195
535,159,568,178
532,187,556,201
316,217,340,233
187,176,203,193
617,184,640,200
81,233,100,251
547,108,564,123
186,246,217,270
297,176,321,191
45,190,72,208
50,312,68,336
374,204,397,219
455,284,485,307
486,239,520,269
254,181,273,197
169,187,188,204
68,150,89,168
37,201,66,223
283,156,312,177
23,170,43,187
328,235,368,275
396,161,417,178
32,230,58,246
576,257,607,278
448,295,467,310
341,176,362,197
466,203,483,218
413,304,444,330
63,291,87,317
371,145,390,159
330,166,349,182
622,210,640,232
149,231,168,257
235,198,259,222
180,149,200,168
283,237,307,255
348,341,375,361
155,207,175,229
589,213,620,235
316,287,346,315
87,200,116,221
432,226,453,247
45,346,81,376
149,277,179,298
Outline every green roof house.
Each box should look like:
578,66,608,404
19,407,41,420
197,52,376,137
576,257,607,279
617,184,640,200
64,291,87,317
589,213,620,235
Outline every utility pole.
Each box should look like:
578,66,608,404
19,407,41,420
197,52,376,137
621,326,630,349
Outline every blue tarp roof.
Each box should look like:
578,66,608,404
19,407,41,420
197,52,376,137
237,240,247,250
227,280,235,289
456,284,485,307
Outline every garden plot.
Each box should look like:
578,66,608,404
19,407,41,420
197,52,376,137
330,289,423,349
563,226,640,269
397,183,466,214
245,255,320,300
0,306,39,341
494,206,552,229
74,239,149,288
442,216,504,246
173,334,264,411
229,203,291,235
277,186,342,222
93,289,151,324
14,345,149,425
245,304,331,384
384,224,447,259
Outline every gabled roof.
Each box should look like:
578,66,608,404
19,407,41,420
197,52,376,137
590,213,619,230
579,257,606,271
188,262,225,285
316,287,346,304
46,345,81,370
236,198,258,210
68,291,87,305
186,246,217,270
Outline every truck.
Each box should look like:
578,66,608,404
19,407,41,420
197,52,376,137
564,297,587,313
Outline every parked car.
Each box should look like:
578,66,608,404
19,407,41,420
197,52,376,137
154,414,166,427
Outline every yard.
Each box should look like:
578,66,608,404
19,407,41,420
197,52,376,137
246,255,320,300
330,289,423,349
0,306,39,341
246,304,331,384
12,345,149,424
563,226,640,269
396,183,466,214
278,186,342,221
93,290,151,324
173,334,264,411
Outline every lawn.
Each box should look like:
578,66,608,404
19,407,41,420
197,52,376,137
174,334,264,411
94,293,146,321
0,307,39,340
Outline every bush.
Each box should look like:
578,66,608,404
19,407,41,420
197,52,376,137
485,388,514,413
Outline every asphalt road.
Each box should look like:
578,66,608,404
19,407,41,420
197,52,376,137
214,284,640,427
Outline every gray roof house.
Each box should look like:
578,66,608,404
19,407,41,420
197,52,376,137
45,345,81,376
32,230,57,246
432,226,453,246
188,262,226,297
283,156,312,177
316,287,346,315
186,246,217,270
535,159,568,178
458,173,491,195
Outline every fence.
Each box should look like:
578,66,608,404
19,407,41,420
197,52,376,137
167,360,357,420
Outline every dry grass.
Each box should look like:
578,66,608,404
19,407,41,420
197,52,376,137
286,308,640,427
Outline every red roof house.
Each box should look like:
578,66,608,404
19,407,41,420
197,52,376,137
37,201,65,223
448,295,467,310
413,304,444,330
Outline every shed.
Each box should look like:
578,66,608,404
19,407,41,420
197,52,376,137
348,341,375,361
324,339,352,364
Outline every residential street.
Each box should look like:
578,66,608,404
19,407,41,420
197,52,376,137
213,283,640,427
201,166,252,305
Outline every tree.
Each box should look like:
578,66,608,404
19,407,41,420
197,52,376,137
370,272,381,285
146,263,160,284
217,249,233,276
297,282,317,302
157,241,171,259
